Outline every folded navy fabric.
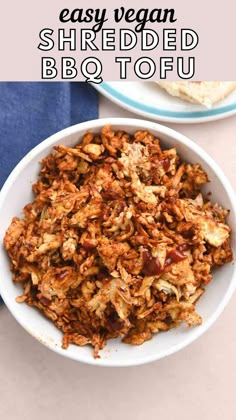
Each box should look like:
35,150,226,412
0,82,98,188
0,82,98,303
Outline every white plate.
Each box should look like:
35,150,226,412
95,82,236,123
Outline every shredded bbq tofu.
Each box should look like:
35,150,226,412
4,126,233,358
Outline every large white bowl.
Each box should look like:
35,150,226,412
0,118,236,367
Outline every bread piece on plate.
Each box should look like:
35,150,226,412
157,81,236,108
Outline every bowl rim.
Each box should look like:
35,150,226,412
1,117,236,367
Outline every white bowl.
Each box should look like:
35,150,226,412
0,118,236,367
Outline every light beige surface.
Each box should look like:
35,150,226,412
1,96,236,420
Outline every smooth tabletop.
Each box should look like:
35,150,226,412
1,94,236,420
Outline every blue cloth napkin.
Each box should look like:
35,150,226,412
0,82,98,304
0,82,98,188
